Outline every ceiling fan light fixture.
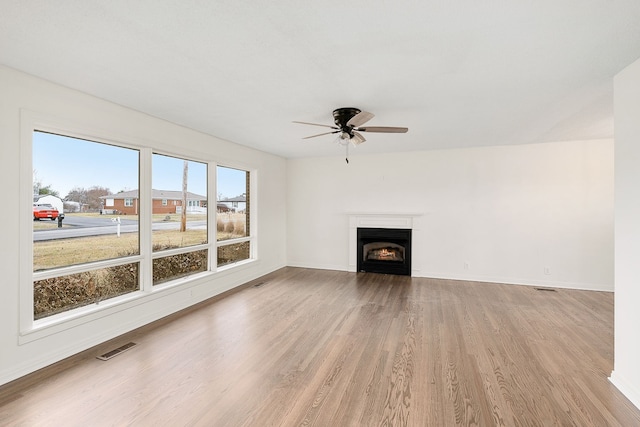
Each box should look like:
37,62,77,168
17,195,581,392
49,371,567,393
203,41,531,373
338,132,351,145
295,108,408,162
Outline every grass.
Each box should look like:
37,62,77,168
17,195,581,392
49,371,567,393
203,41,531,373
33,220,68,230
152,229,207,250
216,213,247,241
34,229,208,270
33,216,248,318
33,212,245,270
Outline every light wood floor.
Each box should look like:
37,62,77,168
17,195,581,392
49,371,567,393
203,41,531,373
1,267,639,426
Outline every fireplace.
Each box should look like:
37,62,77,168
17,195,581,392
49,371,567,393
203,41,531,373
357,228,412,276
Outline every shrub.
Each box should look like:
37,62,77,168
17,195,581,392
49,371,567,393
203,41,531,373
233,220,245,235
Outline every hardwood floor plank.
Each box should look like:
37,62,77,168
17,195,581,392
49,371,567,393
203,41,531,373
1,267,639,426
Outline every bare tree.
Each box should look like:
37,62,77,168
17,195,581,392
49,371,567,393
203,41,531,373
86,186,111,211
66,186,111,211
180,160,188,232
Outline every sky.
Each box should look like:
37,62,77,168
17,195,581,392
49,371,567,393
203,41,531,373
33,131,247,201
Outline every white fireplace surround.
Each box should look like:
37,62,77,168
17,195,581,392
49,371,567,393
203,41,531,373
348,213,423,276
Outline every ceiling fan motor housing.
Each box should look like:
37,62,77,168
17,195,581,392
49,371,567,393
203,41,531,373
294,108,406,144
332,107,361,129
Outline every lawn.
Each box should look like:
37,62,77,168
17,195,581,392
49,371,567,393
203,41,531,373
33,212,245,270
34,229,207,270
33,220,68,230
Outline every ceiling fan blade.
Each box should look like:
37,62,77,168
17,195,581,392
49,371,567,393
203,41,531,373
293,121,339,129
357,126,408,133
302,130,340,139
347,111,374,127
352,131,366,145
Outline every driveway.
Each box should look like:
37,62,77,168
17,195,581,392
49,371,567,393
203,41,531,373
60,216,138,228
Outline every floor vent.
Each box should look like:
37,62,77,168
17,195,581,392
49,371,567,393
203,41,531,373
535,288,557,292
97,342,137,361
254,281,267,288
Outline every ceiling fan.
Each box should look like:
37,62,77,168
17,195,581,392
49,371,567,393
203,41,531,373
293,107,408,163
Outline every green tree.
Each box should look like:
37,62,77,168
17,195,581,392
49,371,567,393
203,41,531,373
37,184,60,197
33,170,59,197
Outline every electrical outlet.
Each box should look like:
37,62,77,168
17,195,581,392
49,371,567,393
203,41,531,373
544,266,551,275
464,261,470,270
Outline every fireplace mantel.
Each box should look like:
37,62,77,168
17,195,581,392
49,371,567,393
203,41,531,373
348,213,423,275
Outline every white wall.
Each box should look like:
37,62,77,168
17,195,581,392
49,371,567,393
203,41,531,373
610,57,640,410
0,65,287,386
287,139,613,291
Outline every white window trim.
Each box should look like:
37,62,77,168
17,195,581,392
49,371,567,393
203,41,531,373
214,164,257,267
20,111,258,342
20,111,150,338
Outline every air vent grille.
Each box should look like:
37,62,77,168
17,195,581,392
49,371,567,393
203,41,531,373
97,342,137,361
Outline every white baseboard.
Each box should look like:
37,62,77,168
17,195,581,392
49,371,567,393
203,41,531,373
415,270,613,292
286,261,348,272
610,370,640,411
285,263,612,292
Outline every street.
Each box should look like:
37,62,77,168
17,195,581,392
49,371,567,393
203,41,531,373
33,216,207,241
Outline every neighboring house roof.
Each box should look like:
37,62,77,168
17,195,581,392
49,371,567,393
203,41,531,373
101,189,206,201
219,195,246,203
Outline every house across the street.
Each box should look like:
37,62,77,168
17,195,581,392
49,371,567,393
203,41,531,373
217,194,246,213
101,189,207,215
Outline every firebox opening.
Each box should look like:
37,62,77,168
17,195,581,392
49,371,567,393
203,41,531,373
363,242,405,262
357,227,411,276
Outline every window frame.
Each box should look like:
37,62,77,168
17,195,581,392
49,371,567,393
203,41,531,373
19,111,257,342
150,151,210,285
20,114,152,338
215,165,256,269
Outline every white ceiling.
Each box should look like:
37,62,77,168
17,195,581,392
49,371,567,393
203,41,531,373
2,1,640,158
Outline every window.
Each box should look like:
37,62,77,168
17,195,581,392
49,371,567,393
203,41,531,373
217,166,251,266
25,124,255,329
32,131,139,319
152,153,208,285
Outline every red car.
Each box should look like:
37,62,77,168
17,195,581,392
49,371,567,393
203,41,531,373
33,204,59,221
